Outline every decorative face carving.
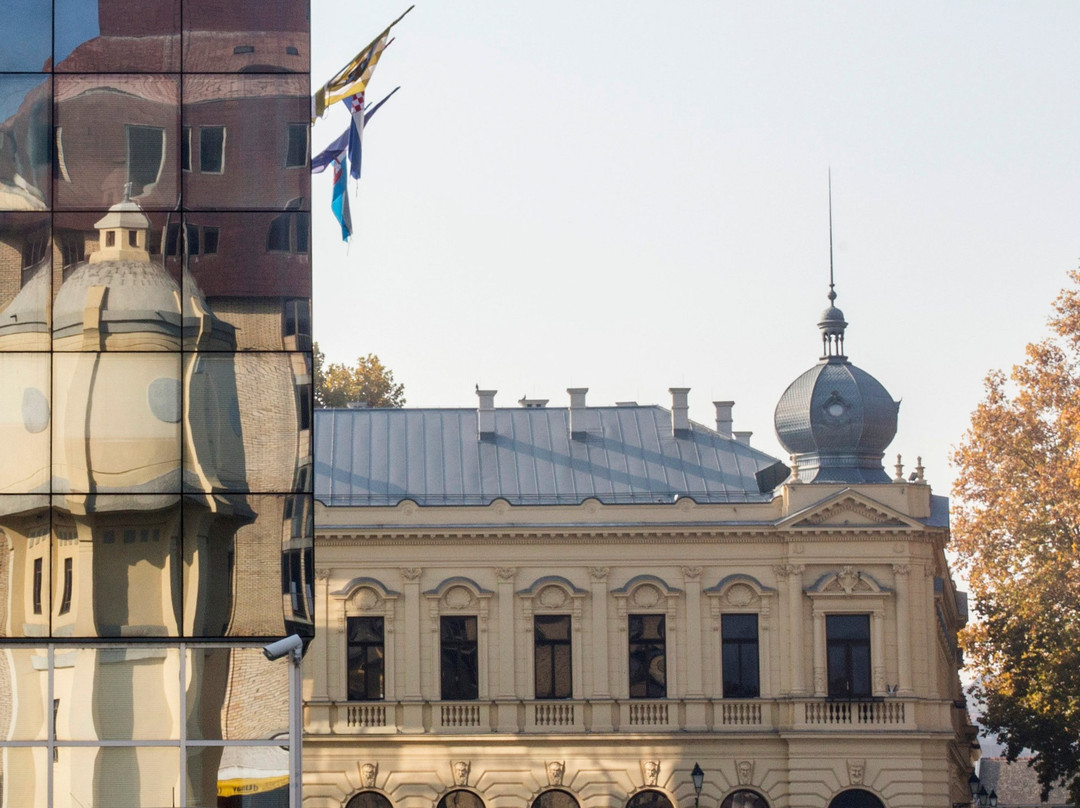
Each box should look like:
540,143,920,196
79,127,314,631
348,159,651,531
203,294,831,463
452,760,471,786
847,759,865,785
546,761,565,786
736,760,753,786
642,760,660,786
360,762,378,788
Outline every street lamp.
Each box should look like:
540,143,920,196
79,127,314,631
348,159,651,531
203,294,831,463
691,763,704,808
264,634,304,808
953,773,997,808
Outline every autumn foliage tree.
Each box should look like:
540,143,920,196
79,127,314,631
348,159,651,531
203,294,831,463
313,342,406,409
952,270,1080,805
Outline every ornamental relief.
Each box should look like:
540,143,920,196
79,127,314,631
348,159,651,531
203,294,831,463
725,583,757,607
442,585,475,610
348,586,381,611
631,584,663,609
537,584,570,610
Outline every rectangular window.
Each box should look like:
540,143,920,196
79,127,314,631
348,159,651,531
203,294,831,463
105,230,115,247
267,212,291,251
164,223,181,256
59,558,73,615
60,233,85,271
347,616,385,700
283,298,311,350
286,123,308,168
295,212,310,253
33,557,43,615
628,613,666,698
440,615,479,700
184,222,199,256
721,613,760,698
534,615,572,699
202,226,219,255
827,614,872,698
199,126,225,173
127,125,165,195
181,126,191,171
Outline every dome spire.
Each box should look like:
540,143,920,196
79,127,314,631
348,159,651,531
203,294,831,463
818,168,847,361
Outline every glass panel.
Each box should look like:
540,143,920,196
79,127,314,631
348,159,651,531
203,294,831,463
58,647,181,739
0,213,51,351
0,495,49,637
183,0,310,73
349,794,394,808
54,75,180,211
720,792,769,808
0,1,51,72
0,74,51,210
188,744,292,807
438,791,485,808
178,212,310,351
440,615,479,700
628,614,666,698
0,646,49,738
0,746,49,806
57,745,181,808
0,354,50,492
51,495,181,638
625,791,674,808
55,0,181,72
534,791,580,808
52,353,182,495
182,75,310,210
184,353,311,493
347,616,385,700
186,647,289,739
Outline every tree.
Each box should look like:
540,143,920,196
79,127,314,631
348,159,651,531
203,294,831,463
313,342,406,409
952,269,1080,805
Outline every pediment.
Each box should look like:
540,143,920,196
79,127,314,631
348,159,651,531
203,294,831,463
782,490,920,530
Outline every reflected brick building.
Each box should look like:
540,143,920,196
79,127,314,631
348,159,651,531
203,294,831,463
0,2,313,806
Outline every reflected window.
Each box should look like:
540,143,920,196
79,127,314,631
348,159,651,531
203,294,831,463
722,613,760,698
628,614,666,698
533,791,579,808
55,126,71,182
60,232,86,272
348,793,393,808
33,557,43,614
286,123,308,167
535,614,572,699
721,792,769,808
127,125,165,195
347,616,385,700
165,223,181,256
202,226,219,254
297,383,312,430
441,615,479,700
283,549,308,621
827,614,871,698
438,791,484,808
105,231,115,247
283,298,311,350
181,127,191,172
185,222,199,255
59,558,73,615
199,126,225,173
21,230,47,269
267,211,309,254
625,791,673,808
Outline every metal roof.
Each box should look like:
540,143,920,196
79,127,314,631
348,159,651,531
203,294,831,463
314,406,789,507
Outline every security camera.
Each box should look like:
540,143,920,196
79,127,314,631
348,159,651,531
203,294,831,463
263,634,303,661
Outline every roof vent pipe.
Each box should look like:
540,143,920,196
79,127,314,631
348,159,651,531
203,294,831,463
567,388,593,439
734,430,752,446
670,388,691,437
476,388,497,439
713,401,734,437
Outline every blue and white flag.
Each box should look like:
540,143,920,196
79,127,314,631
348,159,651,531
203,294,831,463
344,86,400,180
330,154,351,242
311,128,349,174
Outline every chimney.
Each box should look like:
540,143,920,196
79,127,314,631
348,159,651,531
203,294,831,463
567,388,595,439
476,388,496,439
734,430,752,446
713,401,734,437
670,388,691,437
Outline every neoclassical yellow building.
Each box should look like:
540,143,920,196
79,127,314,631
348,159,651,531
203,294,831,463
306,298,978,808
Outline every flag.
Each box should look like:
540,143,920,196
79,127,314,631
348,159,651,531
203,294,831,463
344,86,400,180
312,5,413,119
330,154,351,242
310,128,349,174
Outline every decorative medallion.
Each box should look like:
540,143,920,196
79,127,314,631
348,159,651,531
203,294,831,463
538,585,569,609
443,586,475,609
725,583,756,607
631,584,662,608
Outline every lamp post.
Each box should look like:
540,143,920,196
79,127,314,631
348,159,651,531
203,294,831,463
691,763,704,808
953,773,997,808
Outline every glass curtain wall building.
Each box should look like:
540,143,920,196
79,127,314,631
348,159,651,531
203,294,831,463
0,1,313,805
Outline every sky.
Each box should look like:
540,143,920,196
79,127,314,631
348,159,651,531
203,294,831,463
310,1,1080,498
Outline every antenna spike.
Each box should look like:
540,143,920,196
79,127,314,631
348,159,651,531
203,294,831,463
828,167,836,303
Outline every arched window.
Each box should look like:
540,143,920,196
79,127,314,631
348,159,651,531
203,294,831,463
347,793,393,808
828,789,885,808
437,791,485,808
532,790,580,808
625,790,674,808
721,792,769,808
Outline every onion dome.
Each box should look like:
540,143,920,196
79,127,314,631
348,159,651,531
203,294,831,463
774,286,899,483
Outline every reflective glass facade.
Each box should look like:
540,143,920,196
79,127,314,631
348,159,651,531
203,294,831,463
0,1,311,804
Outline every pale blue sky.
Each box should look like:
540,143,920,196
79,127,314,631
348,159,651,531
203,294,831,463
311,1,1080,494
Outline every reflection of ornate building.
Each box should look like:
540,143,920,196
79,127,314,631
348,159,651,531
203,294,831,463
0,2,312,806
307,301,978,808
